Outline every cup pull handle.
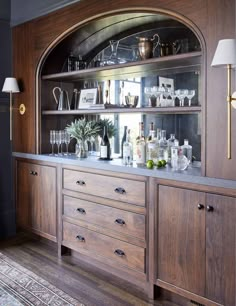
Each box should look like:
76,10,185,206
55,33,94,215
76,235,85,242
29,171,38,176
114,249,125,257
76,180,85,186
76,208,86,214
114,187,126,194
115,218,125,225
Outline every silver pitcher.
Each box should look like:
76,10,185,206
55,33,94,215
137,34,160,60
52,87,70,111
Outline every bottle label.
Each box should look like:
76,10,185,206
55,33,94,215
136,144,146,164
100,145,108,158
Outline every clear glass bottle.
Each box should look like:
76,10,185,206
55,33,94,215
136,122,146,166
171,139,179,170
181,139,192,163
159,130,168,162
123,129,133,165
177,148,189,170
167,133,176,163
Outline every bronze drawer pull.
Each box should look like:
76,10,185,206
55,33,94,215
114,187,126,194
115,218,125,225
197,204,204,210
114,249,125,257
76,180,85,186
207,205,214,212
29,171,38,176
76,208,86,214
76,235,85,242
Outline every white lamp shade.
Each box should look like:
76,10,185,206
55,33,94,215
2,77,20,93
211,39,236,67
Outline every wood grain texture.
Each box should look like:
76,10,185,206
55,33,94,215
63,195,145,239
206,193,236,305
157,185,206,296
63,168,146,206
62,221,145,272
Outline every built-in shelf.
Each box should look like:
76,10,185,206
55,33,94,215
42,106,201,115
41,51,202,82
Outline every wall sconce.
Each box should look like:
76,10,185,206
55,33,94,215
211,39,236,159
2,77,26,141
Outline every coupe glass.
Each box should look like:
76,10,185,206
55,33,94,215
186,89,196,106
49,130,56,155
175,89,186,107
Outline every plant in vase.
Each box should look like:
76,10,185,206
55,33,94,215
66,118,100,158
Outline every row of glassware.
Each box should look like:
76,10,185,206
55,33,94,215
49,130,71,156
144,86,196,107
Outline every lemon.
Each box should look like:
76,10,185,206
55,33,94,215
146,160,154,169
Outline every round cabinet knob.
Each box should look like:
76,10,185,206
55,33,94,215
198,204,204,210
207,205,214,212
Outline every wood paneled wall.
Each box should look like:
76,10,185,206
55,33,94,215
12,0,236,180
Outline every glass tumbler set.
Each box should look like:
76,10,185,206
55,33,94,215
49,130,71,156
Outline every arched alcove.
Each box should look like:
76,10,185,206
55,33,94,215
38,9,204,167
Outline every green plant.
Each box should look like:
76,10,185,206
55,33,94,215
97,118,116,138
66,118,100,142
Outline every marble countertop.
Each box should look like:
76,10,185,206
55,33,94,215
12,152,236,190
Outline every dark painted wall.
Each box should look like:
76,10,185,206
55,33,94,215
0,0,15,239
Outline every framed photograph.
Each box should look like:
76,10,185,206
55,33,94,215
78,88,98,109
159,76,174,107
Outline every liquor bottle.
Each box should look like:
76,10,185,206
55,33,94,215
159,130,168,162
123,129,133,165
120,126,127,158
100,125,111,160
181,139,192,163
167,133,176,163
136,122,146,166
146,122,158,162
171,139,179,170
67,52,76,71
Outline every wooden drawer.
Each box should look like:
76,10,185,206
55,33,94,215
63,169,146,206
63,195,145,240
62,221,145,272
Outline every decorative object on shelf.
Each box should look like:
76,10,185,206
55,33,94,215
78,88,98,109
52,87,70,110
66,118,100,158
136,34,160,60
125,94,139,108
159,77,174,107
105,40,120,65
2,77,25,141
211,38,236,159
70,89,80,110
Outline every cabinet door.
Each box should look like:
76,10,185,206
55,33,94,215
206,193,236,306
157,185,205,296
39,165,57,239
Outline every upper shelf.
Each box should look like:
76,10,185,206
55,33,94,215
41,51,202,82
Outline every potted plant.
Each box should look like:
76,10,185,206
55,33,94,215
66,118,100,158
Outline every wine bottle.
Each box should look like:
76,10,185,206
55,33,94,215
100,125,111,160
120,126,127,158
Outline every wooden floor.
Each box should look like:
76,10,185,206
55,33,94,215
0,234,182,306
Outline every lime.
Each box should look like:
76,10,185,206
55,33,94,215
157,160,163,168
146,160,154,169
161,159,167,167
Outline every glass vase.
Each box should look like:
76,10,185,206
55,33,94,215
75,140,88,158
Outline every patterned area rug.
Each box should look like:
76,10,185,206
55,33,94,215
0,252,84,305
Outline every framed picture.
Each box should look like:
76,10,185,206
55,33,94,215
78,88,98,109
159,76,174,107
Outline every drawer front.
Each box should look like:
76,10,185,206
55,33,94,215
63,195,145,239
63,169,146,206
63,221,145,272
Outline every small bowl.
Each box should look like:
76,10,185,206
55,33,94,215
125,95,139,108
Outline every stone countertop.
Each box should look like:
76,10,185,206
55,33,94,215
12,152,236,191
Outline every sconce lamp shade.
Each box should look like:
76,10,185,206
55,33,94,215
2,77,20,93
211,39,236,67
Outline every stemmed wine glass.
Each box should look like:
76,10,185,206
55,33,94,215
60,130,65,155
55,131,61,156
186,89,196,106
64,131,71,156
49,130,56,155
